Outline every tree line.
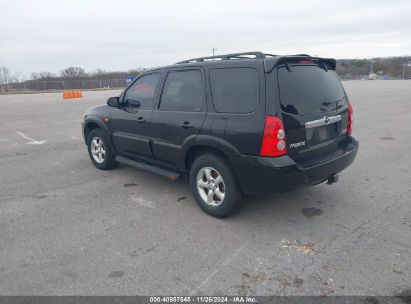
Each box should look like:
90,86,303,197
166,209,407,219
30,67,143,81
336,56,411,78
1,56,411,91
0,66,143,92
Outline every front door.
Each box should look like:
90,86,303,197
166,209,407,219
110,72,162,157
150,68,207,166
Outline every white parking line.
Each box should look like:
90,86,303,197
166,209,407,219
16,131,47,145
189,242,249,295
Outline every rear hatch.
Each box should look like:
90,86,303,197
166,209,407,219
277,60,350,163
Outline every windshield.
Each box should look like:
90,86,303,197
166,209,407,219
278,65,346,115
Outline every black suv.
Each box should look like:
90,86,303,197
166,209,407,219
82,52,358,217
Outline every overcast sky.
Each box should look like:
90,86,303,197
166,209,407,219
1,0,410,77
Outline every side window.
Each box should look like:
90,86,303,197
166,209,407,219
210,68,259,113
159,70,203,111
124,73,161,110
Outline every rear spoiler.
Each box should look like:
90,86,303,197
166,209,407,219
263,56,336,73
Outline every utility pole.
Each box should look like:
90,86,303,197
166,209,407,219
212,48,217,56
370,59,375,74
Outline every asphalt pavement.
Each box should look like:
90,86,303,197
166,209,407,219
0,81,410,296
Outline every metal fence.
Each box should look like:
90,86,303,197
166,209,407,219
1,75,409,93
339,74,408,80
0,79,128,92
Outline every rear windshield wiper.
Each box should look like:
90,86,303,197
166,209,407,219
285,62,292,72
319,62,328,71
336,97,346,109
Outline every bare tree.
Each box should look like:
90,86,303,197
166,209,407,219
31,72,40,80
60,67,86,79
1,66,11,92
12,72,22,83
38,71,56,80
90,68,108,80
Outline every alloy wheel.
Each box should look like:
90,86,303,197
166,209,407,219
196,166,225,206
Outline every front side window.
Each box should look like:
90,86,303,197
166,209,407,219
159,70,203,111
124,73,161,110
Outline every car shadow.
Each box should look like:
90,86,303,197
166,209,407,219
113,163,337,227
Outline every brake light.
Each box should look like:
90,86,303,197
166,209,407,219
298,60,314,64
347,103,353,134
260,116,287,157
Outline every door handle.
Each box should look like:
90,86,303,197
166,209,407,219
180,121,194,129
137,117,146,124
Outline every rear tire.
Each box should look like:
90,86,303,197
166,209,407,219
189,153,241,217
87,128,117,170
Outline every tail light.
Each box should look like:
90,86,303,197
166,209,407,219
347,103,353,134
260,116,287,157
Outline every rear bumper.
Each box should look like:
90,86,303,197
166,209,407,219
227,136,359,195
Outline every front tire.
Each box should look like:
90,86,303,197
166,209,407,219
189,153,241,218
87,128,117,170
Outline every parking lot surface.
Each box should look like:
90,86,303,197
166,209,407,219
1,81,410,296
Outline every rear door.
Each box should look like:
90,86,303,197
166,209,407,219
150,68,207,166
276,62,350,162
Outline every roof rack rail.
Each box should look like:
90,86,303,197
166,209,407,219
176,52,277,64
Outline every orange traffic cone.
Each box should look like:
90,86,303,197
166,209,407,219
63,90,83,99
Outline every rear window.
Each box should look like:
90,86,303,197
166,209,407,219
278,65,346,115
210,68,259,113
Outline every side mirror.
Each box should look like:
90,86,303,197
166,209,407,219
107,97,119,107
126,99,141,108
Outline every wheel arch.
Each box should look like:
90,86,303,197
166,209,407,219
183,135,240,169
83,117,107,143
83,117,118,154
185,146,231,170
84,122,100,142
